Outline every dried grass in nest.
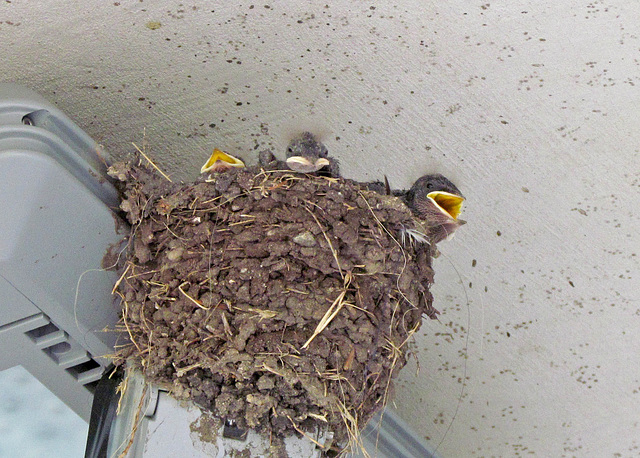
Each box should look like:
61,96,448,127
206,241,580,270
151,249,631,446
107,158,438,454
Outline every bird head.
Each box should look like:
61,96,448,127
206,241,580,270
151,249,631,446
405,174,466,243
407,174,465,221
285,132,331,173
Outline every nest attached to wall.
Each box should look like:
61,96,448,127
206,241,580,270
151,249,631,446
108,158,438,452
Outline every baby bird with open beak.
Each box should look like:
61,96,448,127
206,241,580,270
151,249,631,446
285,132,339,177
200,148,245,174
402,174,466,245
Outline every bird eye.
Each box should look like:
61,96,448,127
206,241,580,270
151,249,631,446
287,147,293,153
426,183,433,189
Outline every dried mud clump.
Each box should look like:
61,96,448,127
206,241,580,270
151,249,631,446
109,160,438,450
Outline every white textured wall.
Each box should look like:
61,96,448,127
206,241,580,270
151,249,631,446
3,1,639,455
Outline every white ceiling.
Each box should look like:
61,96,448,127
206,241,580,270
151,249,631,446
3,0,639,455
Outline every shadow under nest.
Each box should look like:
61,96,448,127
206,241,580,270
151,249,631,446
108,159,439,453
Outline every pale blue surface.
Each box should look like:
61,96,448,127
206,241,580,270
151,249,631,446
0,366,87,458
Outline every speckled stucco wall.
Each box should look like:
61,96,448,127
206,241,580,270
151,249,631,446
2,1,639,456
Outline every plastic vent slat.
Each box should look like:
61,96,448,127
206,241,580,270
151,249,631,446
56,350,90,369
76,366,104,385
33,329,67,349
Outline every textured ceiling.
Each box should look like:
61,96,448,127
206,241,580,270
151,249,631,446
3,0,640,455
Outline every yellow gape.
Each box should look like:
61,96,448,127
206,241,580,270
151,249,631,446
200,149,245,173
426,191,465,220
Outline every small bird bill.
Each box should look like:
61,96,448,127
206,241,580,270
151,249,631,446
285,156,330,173
200,149,245,173
426,191,465,220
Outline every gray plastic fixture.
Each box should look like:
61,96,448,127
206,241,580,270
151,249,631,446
0,83,124,421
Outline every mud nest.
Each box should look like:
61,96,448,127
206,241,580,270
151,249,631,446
108,159,438,450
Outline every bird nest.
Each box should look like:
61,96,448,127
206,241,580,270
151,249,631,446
107,158,439,453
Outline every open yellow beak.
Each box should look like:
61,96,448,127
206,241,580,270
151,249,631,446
200,148,245,173
427,191,465,220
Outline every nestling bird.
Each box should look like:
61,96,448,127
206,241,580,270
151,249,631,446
285,132,339,177
200,148,245,173
402,174,466,244
258,149,278,168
